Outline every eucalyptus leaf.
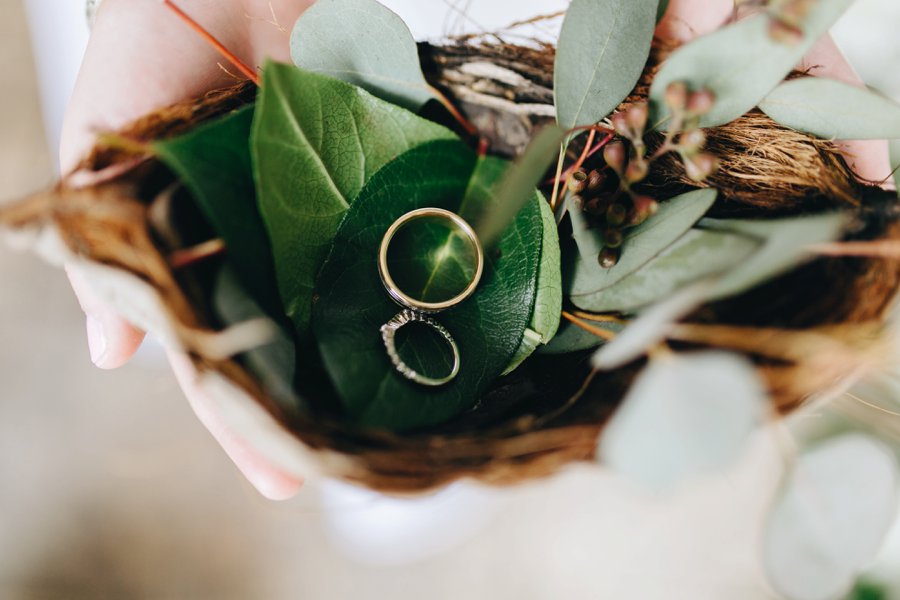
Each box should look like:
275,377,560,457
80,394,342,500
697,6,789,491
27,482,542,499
760,78,900,140
568,188,717,308
503,196,562,374
313,140,545,431
540,317,624,355
598,351,765,491
591,280,713,370
581,228,759,313
763,434,899,600
554,0,658,129
472,125,567,248
154,106,282,321
290,0,435,111
252,61,454,341
649,0,853,128
701,212,848,302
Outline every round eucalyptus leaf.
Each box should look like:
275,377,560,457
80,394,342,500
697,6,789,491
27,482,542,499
764,434,900,600
761,78,900,140
598,351,766,491
312,140,546,431
290,0,434,111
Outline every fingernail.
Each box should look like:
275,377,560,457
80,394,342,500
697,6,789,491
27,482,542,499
86,314,108,366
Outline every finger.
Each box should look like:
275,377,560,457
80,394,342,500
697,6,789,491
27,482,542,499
167,351,303,501
800,35,893,187
66,263,146,369
656,0,734,42
60,0,252,173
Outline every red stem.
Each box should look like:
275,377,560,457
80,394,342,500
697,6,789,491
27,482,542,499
161,0,261,86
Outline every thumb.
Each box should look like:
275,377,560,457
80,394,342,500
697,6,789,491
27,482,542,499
66,263,145,369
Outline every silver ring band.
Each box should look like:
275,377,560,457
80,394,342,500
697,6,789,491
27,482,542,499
378,207,484,314
380,310,461,387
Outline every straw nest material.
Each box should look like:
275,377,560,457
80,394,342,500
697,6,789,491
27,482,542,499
3,40,899,492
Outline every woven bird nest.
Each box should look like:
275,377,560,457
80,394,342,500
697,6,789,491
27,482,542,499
3,39,899,492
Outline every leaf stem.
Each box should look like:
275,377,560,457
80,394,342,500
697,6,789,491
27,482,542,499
161,0,260,86
169,238,227,269
561,311,617,341
428,85,478,137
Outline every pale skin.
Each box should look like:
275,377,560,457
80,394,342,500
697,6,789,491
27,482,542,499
61,0,892,500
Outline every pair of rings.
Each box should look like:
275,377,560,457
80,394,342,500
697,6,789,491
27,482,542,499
378,208,484,387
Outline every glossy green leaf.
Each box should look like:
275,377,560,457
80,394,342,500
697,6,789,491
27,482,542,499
472,125,567,248
312,140,544,431
155,106,282,321
599,351,766,491
568,188,717,309
251,61,454,341
503,196,562,374
763,434,899,600
649,0,853,128
581,228,759,313
290,0,434,112
554,0,658,129
760,78,900,140
702,212,848,302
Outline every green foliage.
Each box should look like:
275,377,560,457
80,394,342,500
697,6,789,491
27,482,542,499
761,78,900,140
568,188,718,311
251,61,454,341
312,140,546,431
702,213,848,302
554,0,658,129
540,317,623,355
154,106,282,321
584,228,758,314
503,197,562,374
290,0,434,111
649,0,853,128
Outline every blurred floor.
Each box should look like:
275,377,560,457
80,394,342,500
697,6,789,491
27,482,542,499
1,1,899,599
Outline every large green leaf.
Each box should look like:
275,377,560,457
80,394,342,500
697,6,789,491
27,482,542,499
503,196,562,374
290,0,434,112
251,61,454,341
312,140,544,431
702,213,848,301
649,0,853,128
760,78,900,140
580,228,759,313
154,106,282,321
554,0,658,129
568,188,717,309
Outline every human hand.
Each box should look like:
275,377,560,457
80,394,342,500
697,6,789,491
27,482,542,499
60,0,312,500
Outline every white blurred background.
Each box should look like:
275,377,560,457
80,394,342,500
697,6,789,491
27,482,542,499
1,1,900,598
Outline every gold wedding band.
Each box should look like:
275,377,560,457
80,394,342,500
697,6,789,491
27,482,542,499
378,207,484,314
